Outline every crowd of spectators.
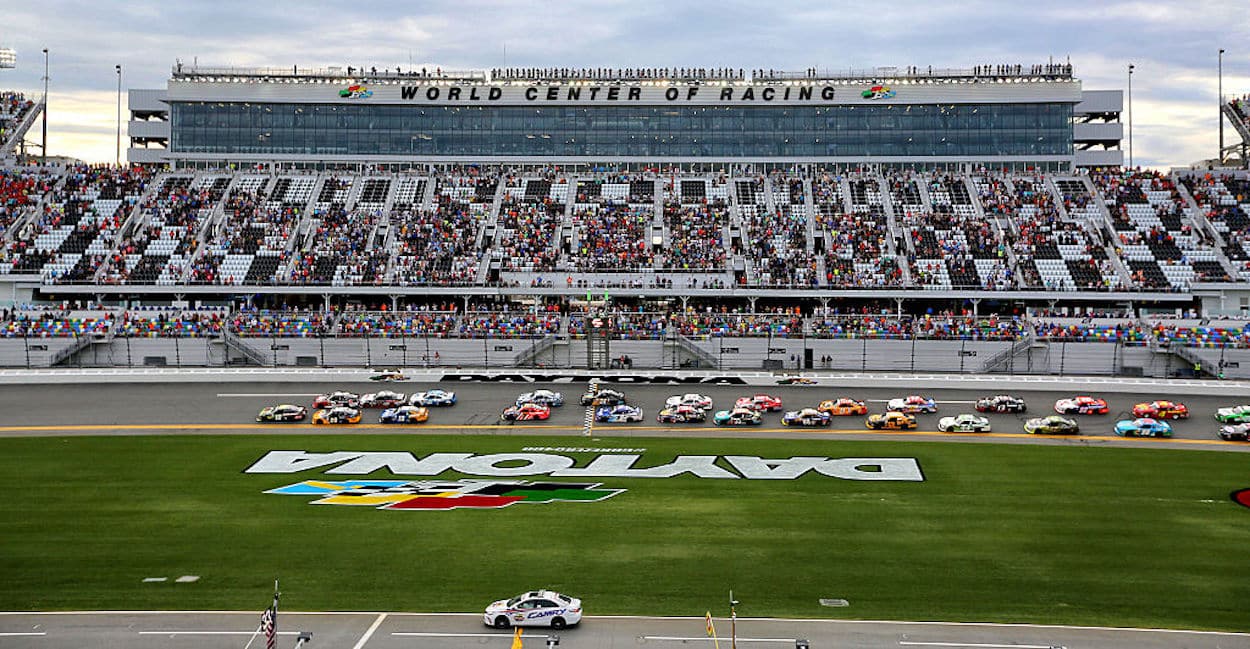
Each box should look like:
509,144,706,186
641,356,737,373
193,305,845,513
457,312,562,338
1151,322,1250,348
391,200,483,285
567,311,668,340
661,201,727,270
0,307,115,338
337,310,458,337
668,312,804,338
497,194,562,272
115,309,226,337
0,91,35,147
1033,320,1148,344
809,314,913,339
230,310,331,337
569,203,653,271
288,207,383,285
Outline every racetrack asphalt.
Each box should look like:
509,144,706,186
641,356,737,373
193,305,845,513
1,611,1247,649
0,380,1245,452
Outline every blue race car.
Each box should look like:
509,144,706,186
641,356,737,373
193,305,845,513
782,408,832,427
594,404,644,423
379,405,430,424
409,389,457,407
1114,417,1173,438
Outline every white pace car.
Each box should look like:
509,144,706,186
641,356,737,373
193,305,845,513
485,590,582,629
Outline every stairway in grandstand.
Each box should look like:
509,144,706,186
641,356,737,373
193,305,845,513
0,99,43,159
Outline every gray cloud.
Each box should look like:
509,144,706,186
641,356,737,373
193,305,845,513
3,0,1249,165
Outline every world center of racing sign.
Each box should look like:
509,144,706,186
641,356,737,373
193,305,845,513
250,451,924,511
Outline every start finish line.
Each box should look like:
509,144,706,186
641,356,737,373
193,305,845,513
245,451,926,481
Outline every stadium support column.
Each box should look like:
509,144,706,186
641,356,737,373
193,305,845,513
895,297,904,317
970,298,980,317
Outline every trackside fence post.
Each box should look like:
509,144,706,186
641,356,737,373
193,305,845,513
174,335,182,367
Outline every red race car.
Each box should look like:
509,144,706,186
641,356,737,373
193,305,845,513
313,391,360,409
1131,400,1189,420
501,402,552,421
734,394,784,412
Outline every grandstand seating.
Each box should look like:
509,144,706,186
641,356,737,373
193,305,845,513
1,167,1248,296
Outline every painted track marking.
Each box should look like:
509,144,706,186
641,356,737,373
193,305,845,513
351,612,386,649
216,393,320,398
392,632,514,638
138,630,300,635
642,636,796,643
898,643,1057,648
0,632,46,636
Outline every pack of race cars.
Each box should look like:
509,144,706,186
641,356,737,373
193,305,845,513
252,387,1250,440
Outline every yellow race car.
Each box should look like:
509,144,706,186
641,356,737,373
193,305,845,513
865,411,918,430
312,406,363,425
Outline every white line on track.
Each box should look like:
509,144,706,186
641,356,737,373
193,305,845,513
137,631,301,636
351,613,386,649
898,643,1057,648
0,632,46,636
392,632,513,638
216,393,319,398
642,636,797,643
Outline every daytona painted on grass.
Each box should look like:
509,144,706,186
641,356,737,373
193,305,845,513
0,434,1246,631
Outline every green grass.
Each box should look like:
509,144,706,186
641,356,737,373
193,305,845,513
0,434,1247,631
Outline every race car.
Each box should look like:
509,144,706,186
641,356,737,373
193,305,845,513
938,414,992,433
379,405,430,424
501,402,551,421
866,411,918,430
775,376,817,385
782,408,832,427
1053,396,1109,415
1023,416,1080,435
516,389,564,407
817,397,868,416
595,404,644,423
974,395,1027,413
713,407,763,426
1217,423,1250,441
580,388,627,407
734,394,784,412
409,389,457,407
312,391,360,409
665,393,714,410
311,406,362,425
1214,405,1250,424
657,405,707,423
1114,417,1173,438
256,404,307,423
369,369,409,382
484,590,582,629
887,395,938,414
1131,400,1189,420
360,390,406,408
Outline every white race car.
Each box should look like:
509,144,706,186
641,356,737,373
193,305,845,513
409,389,457,407
516,389,564,407
485,590,582,629
938,414,991,432
595,404,644,423
665,393,714,410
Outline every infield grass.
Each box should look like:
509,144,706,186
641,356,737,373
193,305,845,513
0,434,1247,631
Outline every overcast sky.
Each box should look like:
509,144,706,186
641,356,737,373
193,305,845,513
3,0,1249,166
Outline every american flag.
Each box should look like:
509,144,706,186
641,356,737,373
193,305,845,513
260,604,277,649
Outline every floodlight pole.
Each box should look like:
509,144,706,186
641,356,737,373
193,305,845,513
1127,63,1134,168
41,48,48,166
1219,48,1225,163
115,64,123,167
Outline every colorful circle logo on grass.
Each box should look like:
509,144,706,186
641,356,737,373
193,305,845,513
1233,488,1250,510
862,85,896,100
267,479,624,511
339,84,373,99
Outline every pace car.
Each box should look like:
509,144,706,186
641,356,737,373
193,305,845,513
409,389,457,407
311,406,362,425
484,590,582,629
1114,417,1173,438
817,397,868,416
313,391,360,408
713,408,763,426
1218,423,1250,441
665,393,714,410
734,394,784,412
1214,405,1250,424
938,414,991,432
501,402,551,421
360,390,406,408
595,404,644,423
580,388,627,407
657,405,706,423
1131,400,1189,420
1023,416,1080,435
379,405,429,424
256,404,307,422
516,389,564,407
974,395,1027,413
866,411,918,430
887,395,938,414
782,408,832,427
1054,396,1109,415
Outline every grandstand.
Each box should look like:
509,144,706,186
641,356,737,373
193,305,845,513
2,61,1250,373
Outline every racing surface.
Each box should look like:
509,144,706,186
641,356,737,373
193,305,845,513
0,611,1245,649
0,379,1246,451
